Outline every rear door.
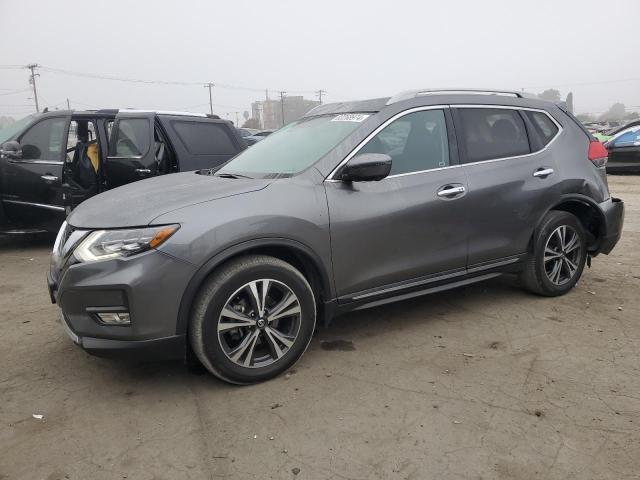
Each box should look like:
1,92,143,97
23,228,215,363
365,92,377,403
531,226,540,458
105,112,156,189
453,106,562,267
159,116,245,171
0,114,70,230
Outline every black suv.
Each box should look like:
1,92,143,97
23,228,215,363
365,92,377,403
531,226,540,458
49,89,624,384
0,110,246,232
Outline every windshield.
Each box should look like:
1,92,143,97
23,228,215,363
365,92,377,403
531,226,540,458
218,114,369,178
0,114,36,144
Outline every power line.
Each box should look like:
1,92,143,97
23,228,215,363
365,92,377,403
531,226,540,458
38,65,316,95
523,78,640,90
39,66,201,86
0,88,31,97
181,102,245,111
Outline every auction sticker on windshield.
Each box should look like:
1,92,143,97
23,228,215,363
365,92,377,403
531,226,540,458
331,114,370,122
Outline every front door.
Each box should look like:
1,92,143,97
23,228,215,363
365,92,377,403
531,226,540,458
453,106,562,266
0,115,70,231
106,113,157,189
325,107,470,300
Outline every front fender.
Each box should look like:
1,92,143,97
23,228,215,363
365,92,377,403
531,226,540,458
173,237,334,335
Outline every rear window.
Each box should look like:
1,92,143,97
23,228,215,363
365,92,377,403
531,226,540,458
524,111,559,146
172,121,237,155
457,108,530,163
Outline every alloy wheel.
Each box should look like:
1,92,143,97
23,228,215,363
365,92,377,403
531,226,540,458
217,279,302,368
543,225,582,286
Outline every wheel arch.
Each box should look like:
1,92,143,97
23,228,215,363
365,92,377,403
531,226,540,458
530,194,606,253
176,238,333,335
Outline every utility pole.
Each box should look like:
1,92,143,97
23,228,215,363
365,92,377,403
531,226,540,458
26,64,40,113
316,89,326,105
234,111,240,126
257,103,264,129
66,98,70,110
279,91,286,127
204,82,214,115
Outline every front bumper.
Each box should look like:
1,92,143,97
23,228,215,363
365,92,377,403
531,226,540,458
58,310,185,360
596,197,624,255
48,248,197,360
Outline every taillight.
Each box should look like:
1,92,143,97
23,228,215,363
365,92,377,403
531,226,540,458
588,140,608,167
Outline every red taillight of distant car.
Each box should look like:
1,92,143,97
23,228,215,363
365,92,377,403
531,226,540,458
588,140,608,167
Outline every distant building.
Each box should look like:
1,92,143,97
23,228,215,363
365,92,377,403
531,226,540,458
252,95,319,130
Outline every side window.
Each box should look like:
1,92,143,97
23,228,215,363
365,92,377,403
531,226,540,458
611,127,640,148
66,120,98,150
458,108,530,163
524,111,559,146
19,117,67,161
359,109,450,176
109,118,150,157
172,121,237,155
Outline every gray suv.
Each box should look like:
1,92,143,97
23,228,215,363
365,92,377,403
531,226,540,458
48,89,624,384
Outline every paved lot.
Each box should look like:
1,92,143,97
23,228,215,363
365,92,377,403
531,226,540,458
1,175,639,480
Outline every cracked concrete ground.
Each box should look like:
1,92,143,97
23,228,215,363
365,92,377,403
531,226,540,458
1,175,639,480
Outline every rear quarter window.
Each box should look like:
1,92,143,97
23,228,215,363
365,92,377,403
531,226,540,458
172,121,237,155
524,110,559,146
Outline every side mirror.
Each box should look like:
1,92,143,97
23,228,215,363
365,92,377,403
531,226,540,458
0,140,22,159
340,153,392,182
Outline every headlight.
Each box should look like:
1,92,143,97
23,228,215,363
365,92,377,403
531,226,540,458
74,225,179,263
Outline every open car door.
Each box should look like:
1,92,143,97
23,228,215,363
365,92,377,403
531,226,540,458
105,112,157,189
61,117,109,213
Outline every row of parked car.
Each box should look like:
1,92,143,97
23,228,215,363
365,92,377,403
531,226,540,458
0,110,271,233
237,127,273,146
584,120,640,173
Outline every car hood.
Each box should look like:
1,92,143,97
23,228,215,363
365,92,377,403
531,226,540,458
67,171,271,229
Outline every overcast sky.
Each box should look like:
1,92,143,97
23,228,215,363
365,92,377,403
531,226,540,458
1,0,639,120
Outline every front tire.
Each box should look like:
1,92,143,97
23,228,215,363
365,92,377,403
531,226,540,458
189,255,316,384
520,210,587,296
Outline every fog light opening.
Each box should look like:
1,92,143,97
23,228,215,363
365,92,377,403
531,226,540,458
96,312,131,325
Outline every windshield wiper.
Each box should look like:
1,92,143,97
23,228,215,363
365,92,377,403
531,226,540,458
214,172,253,179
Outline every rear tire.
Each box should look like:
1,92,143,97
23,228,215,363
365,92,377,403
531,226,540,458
189,255,316,384
520,210,587,296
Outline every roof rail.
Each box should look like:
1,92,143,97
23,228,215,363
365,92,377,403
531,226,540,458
386,88,530,105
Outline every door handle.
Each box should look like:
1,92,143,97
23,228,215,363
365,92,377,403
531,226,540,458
135,168,151,175
41,175,59,182
437,185,466,198
533,168,554,178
